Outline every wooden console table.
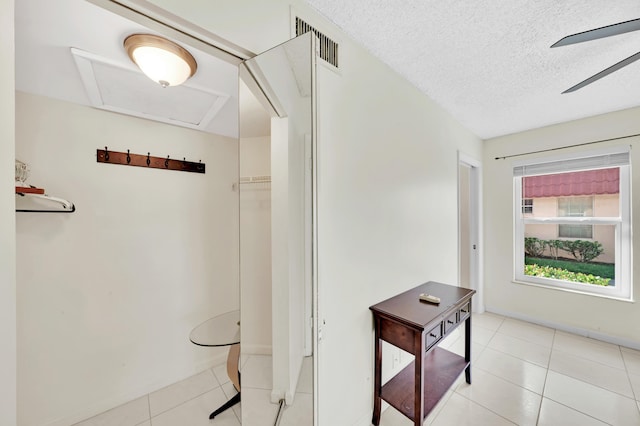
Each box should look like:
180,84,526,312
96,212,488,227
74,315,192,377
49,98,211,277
370,282,475,426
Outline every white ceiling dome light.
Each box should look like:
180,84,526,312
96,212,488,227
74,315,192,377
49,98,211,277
124,34,197,88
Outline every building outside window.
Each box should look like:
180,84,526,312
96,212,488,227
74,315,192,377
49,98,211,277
513,147,632,300
558,196,593,239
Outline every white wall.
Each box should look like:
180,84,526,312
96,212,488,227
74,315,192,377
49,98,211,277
141,0,482,426
315,36,482,425
484,107,640,346
240,135,272,354
1,1,17,425
15,92,239,426
134,1,483,424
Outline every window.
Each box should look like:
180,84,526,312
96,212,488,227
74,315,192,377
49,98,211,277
558,197,593,238
513,147,632,300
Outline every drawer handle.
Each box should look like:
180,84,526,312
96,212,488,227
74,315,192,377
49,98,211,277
447,320,454,325
429,333,437,338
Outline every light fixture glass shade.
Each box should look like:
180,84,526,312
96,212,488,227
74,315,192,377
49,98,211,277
124,34,197,88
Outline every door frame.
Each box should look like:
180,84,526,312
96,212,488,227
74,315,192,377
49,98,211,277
458,151,484,313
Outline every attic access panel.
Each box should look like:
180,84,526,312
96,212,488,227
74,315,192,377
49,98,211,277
72,48,230,131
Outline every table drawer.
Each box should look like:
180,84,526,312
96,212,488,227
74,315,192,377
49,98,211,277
425,323,442,349
443,312,459,334
459,301,471,321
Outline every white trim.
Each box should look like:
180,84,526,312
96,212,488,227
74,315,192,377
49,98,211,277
458,151,484,313
513,147,632,301
86,0,253,64
485,306,640,351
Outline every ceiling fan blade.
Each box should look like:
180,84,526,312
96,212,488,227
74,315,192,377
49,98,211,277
552,18,640,47
563,50,640,93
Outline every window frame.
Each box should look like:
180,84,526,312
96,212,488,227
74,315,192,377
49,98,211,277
513,147,632,301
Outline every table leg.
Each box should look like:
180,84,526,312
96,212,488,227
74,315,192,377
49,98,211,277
209,343,241,419
372,318,382,426
465,314,472,384
227,343,241,392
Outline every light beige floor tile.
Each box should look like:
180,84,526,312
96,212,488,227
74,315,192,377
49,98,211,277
73,396,149,426
438,328,461,349
379,405,413,426
451,320,497,346
496,318,555,347
241,355,273,390
622,348,640,375
621,346,640,356
472,324,497,346
212,362,231,386
296,356,313,394
476,347,547,394
220,380,239,400
472,312,505,331
151,388,239,426
424,390,453,426
378,391,454,426
241,388,279,426
455,369,541,425
553,331,625,369
549,350,634,398
148,369,218,417
544,370,640,425
447,338,485,362
279,392,312,426
135,422,151,426
628,372,640,401
488,332,552,367
537,398,608,426
219,380,241,420
431,393,515,426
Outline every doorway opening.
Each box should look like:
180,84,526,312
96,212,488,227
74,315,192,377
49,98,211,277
458,152,484,313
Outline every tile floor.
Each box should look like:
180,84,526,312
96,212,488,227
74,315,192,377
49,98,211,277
74,312,640,426
73,355,312,426
380,312,640,426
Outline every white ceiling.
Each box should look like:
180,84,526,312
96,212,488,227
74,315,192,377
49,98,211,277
15,0,247,138
16,1,640,141
304,0,640,139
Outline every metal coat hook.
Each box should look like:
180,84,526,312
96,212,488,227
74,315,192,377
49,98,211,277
96,148,205,173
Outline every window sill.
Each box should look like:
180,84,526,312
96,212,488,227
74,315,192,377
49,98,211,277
512,279,634,303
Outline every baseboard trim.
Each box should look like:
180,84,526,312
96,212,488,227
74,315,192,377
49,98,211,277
485,306,640,351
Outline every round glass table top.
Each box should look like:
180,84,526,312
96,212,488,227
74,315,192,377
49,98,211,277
189,310,240,347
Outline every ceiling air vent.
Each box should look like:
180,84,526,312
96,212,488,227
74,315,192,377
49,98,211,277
295,17,339,68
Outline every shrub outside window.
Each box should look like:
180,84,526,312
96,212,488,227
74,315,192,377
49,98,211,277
513,147,632,300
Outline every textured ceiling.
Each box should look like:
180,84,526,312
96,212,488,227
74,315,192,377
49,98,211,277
304,0,640,139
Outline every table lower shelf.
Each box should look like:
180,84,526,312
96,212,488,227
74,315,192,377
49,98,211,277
380,346,469,421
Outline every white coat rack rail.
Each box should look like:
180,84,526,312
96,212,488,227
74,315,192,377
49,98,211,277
16,186,75,213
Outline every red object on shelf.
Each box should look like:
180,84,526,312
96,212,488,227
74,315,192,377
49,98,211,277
15,186,45,195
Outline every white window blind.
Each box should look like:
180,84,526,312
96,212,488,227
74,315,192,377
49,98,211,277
513,148,630,177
